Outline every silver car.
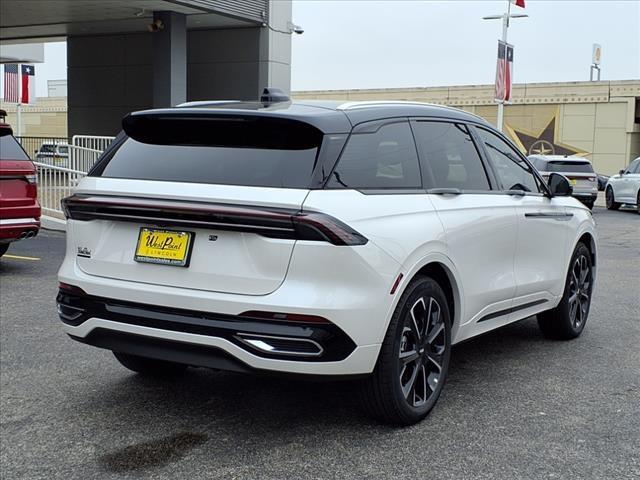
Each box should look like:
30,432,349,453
529,155,598,209
605,157,640,213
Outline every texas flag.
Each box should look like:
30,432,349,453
511,0,525,8
20,64,35,104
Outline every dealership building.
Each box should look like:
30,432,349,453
294,80,640,176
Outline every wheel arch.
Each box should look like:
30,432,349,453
577,231,597,270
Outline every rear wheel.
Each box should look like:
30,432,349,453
606,186,620,210
538,243,593,340
636,191,639,214
0,244,8,257
113,352,187,377
359,276,451,425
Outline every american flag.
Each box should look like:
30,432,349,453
3,63,19,103
494,41,514,102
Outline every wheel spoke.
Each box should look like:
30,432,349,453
410,298,427,341
399,349,420,365
571,269,579,289
426,352,443,373
426,322,444,345
401,363,419,399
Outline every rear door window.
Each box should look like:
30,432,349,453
0,134,30,161
412,121,491,191
326,121,421,189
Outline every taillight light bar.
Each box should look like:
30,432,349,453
61,194,367,246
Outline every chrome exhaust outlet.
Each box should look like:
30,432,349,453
235,333,324,357
18,232,28,239
25,231,35,238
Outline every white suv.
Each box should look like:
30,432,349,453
57,97,597,425
605,157,640,212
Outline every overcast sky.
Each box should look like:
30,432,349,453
8,0,640,97
291,0,640,90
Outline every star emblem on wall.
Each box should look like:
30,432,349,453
506,116,586,157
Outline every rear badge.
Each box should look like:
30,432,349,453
77,246,91,258
208,235,218,242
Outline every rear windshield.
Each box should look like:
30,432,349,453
94,116,324,188
0,134,30,161
547,161,594,173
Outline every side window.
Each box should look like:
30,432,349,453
327,121,421,189
628,159,640,174
412,121,490,191
476,128,541,193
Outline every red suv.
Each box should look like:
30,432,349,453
0,123,40,257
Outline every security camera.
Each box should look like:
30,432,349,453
287,22,304,35
147,19,164,33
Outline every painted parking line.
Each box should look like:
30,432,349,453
2,254,41,261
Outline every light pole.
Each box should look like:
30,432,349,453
483,2,528,132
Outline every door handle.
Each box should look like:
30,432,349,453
525,212,573,220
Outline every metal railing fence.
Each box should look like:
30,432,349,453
33,162,87,219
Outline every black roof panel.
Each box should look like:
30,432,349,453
128,100,491,135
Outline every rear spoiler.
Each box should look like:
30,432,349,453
122,111,324,149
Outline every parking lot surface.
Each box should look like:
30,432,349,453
1,206,639,480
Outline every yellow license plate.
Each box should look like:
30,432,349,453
570,179,577,185
134,228,193,267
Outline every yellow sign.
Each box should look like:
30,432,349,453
134,228,192,266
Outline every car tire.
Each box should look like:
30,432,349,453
0,244,8,258
636,191,639,214
538,242,593,340
605,186,620,210
113,351,188,377
359,275,451,426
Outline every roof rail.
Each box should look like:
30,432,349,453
176,100,242,108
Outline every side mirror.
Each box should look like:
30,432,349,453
619,169,625,175
548,172,573,197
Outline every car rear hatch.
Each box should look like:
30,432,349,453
545,160,597,193
63,109,352,296
0,132,40,219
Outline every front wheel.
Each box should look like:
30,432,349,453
359,276,451,425
113,352,188,377
606,186,620,210
538,243,593,340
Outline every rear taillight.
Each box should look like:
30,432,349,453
61,194,369,246
588,177,596,182
58,282,87,295
292,212,368,246
25,174,37,184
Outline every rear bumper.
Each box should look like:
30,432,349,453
572,192,597,203
0,217,40,242
58,290,357,363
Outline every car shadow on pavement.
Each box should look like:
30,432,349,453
64,316,564,474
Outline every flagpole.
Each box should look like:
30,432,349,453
496,0,512,132
16,63,22,137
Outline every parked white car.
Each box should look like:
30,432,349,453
57,96,598,425
528,155,598,209
605,157,640,212
35,141,69,167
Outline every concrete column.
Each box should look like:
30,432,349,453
152,11,186,107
